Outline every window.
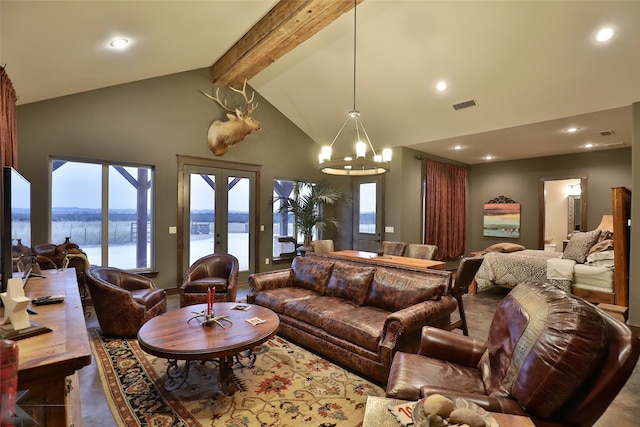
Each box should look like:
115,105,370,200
358,182,377,233
51,158,154,270
272,179,315,257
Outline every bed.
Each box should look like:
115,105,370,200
474,187,630,308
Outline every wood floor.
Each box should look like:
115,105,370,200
79,285,640,427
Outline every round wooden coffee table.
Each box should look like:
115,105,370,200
137,302,279,395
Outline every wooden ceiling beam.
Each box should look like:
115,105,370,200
211,0,364,87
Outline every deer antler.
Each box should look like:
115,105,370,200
200,87,236,113
228,79,259,115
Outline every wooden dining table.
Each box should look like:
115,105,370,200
326,250,445,270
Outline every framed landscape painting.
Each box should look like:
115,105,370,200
483,201,521,238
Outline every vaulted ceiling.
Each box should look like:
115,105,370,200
2,1,639,165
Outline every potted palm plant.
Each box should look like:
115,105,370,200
275,181,345,251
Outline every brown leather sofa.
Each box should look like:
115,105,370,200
386,281,640,427
86,266,167,337
179,253,239,307
248,255,457,384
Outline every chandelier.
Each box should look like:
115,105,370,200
318,0,391,176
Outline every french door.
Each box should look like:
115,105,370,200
352,175,384,251
178,157,259,283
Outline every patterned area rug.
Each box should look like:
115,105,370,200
89,328,384,427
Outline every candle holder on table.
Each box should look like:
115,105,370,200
187,287,232,328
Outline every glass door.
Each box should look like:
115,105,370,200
352,176,384,252
182,164,256,283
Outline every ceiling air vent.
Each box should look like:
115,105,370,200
452,99,478,111
604,142,625,148
599,130,615,136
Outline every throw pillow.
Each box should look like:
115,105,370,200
562,229,601,263
325,263,374,305
485,243,525,253
292,256,334,294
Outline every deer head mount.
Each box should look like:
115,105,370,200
200,80,261,156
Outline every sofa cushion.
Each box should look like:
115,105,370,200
292,256,334,294
365,269,445,312
325,263,374,305
322,305,389,352
479,282,607,418
253,287,319,313
283,296,356,328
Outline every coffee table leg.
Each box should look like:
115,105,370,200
163,359,190,391
235,348,257,368
219,355,236,395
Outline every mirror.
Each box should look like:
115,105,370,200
568,195,581,233
539,176,587,251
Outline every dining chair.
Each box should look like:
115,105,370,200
381,241,406,256
447,256,484,335
311,239,334,254
405,243,437,260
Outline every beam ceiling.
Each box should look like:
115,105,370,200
211,0,363,87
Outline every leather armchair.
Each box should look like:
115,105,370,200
86,266,166,337
386,281,640,427
179,253,239,307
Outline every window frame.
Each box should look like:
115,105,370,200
272,178,319,259
49,156,156,272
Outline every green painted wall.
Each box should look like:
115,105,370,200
17,68,338,289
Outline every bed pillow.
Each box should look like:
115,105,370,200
485,243,525,253
562,229,601,263
589,239,614,254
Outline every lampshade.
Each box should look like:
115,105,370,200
317,0,391,176
597,214,614,232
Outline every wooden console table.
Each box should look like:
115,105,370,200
325,250,445,270
1,269,92,426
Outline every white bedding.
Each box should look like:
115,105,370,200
573,264,615,292
474,248,615,294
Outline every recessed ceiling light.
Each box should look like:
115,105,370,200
583,143,596,149
109,38,129,48
565,127,580,133
453,145,463,150
436,81,448,92
483,155,494,161
595,27,615,42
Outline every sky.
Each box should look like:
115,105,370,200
51,162,250,212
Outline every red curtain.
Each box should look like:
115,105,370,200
424,160,467,260
1,67,18,168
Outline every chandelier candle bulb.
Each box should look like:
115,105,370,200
383,148,392,162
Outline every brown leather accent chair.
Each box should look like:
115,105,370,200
386,281,640,427
405,243,437,260
179,253,239,307
86,266,167,337
446,256,484,336
381,241,406,256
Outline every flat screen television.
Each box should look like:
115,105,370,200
1,166,33,294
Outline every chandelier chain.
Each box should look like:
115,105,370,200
353,0,357,112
